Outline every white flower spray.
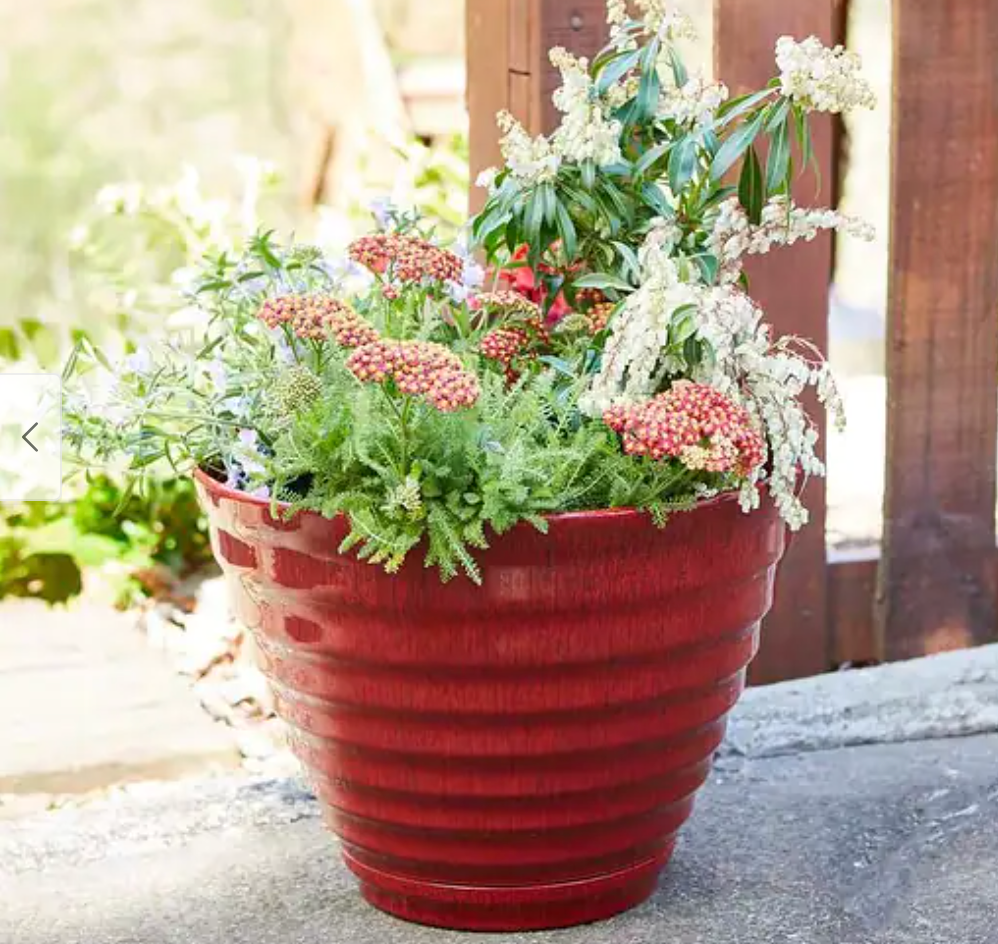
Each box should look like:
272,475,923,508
582,228,847,530
775,35,876,113
708,196,875,285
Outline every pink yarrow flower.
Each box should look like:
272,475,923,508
257,294,379,346
348,233,463,285
346,339,481,412
604,381,766,477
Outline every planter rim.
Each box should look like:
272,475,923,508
193,466,743,525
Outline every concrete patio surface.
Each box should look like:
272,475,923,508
2,646,997,944
0,599,240,806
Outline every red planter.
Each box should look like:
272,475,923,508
195,470,785,931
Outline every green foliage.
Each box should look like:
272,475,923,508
64,223,735,583
0,476,211,606
274,370,712,583
472,19,818,302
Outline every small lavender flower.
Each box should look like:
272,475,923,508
225,461,246,490
455,238,485,291
236,428,267,475
369,196,394,229
125,348,152,375
206,358,227,394
229,395,253,420
272,329,298,365
446,280,471,305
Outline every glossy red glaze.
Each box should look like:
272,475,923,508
195,470,785,931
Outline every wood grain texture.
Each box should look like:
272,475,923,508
714,0,839,684
875,1,998,661
536,0,609,130
829,550,879,667
467,0,609,214
467,0,510,213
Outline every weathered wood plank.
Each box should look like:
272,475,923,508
536,0,609,130
715,0,839,683
876,1,998,660
467,0,511,212
829,548,879,667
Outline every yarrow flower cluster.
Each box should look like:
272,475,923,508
480,316,550,364
476,290,541,319
775,35,876,113
605,381,766,477
480,327,530,366
346,340,481,413
585,301,616,335
708,196,876,284
257,294,379,345
348,233,463,285
268,365,323,416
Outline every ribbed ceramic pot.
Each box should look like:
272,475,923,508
195,470,785,931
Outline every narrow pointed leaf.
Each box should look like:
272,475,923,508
738,145,764,224
710,111,765,181
765,113,791,196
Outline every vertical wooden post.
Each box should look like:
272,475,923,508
876,1,998,660
467,1,511,213
715,0,840,683
467,0,607,213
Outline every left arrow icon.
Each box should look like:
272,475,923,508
22,422,39,452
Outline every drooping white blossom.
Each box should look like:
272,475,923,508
475,166,499,191
634,1,697,41
707,196,875,284
660,73,729,128
496,111,561,185
580,230,700,416
549,47,624,167
582,224,845,530
775,35,876,113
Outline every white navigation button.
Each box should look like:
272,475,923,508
0,373,62,501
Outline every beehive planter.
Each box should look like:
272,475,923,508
196,469,785,931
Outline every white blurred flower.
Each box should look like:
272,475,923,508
96,182,143,215
124,348,152,375
170,266,201,294
497,111,562,185
68,224,90,250
549,47,623,167
166,305,211,332
660,74,728,128
775,35,876,113
475,167,499,191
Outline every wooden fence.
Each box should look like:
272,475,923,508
467,0,998,683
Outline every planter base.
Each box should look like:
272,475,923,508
196,470,785,932
345,846,670,931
